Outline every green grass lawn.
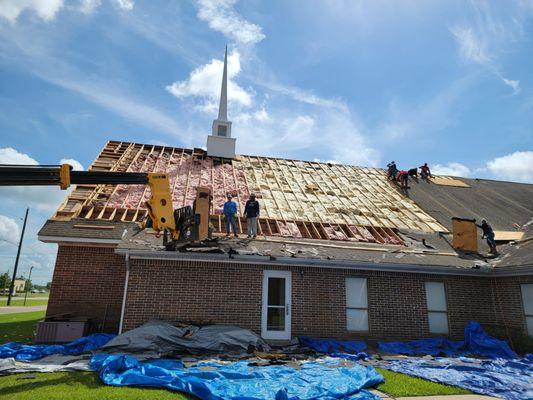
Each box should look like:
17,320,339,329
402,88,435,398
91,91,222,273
376,368,471,397
0,312,471,398
0,310,46,343
0,372,191,400
0,299,48,307
1,293,49,298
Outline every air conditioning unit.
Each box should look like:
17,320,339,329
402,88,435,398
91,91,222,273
35,321,86,343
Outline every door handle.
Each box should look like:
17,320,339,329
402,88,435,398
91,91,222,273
286,304,289,316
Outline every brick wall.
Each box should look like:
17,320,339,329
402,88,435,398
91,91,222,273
122,258,531,340
48,246,531,340
47,245,126,332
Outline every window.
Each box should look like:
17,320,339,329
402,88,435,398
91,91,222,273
346,277,368,331
521,284,533,336
425,282,449,334
217,125,227,136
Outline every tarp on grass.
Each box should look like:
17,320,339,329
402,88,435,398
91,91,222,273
99,321,270,359
378,321,518,359
375,355,533,400
0,333,115,361
90,353,384,400
299,336,367,354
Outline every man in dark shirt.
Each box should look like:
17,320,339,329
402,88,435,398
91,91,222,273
476,219,497,254
419,163,432,179
387,161,398,180
244,193,260,238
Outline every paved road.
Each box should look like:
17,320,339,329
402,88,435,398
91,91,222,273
0,305,47,314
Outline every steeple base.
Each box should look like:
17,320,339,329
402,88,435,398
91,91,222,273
207,135,236,159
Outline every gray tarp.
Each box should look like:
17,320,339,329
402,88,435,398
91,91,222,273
99,321,270,359
0,354,91,375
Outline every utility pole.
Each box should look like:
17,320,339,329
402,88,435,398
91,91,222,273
7,207,29,306
23,266,34,306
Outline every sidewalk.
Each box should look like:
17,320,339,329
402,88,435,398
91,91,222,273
0,305,47,314
371,390,499,399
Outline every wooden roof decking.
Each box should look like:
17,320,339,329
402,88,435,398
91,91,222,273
53,141,447,243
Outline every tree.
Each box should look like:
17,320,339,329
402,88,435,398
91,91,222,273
0,273,10,293
46,282,51,290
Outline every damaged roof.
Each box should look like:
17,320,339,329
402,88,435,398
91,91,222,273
52,140,446,245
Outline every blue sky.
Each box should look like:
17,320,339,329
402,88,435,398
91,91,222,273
0,0,532,284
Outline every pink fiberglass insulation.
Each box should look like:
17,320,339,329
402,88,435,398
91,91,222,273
171,154,191,209
350,225,375,242
184,158,203,206
323,225,349,241
199,158,213,189
137,151,159,206
212,161,226,214
106,152,148,208
277,222,302,238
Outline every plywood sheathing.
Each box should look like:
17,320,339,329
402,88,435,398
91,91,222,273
430,176,471,188
493,231,525,241
55,141,447,241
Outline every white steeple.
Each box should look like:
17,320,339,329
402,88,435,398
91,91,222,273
207,46,236,159
217,45,228,121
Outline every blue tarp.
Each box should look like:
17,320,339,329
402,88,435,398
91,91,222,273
378,321,518,359
376,355,533,400
299,336,367,354
0,333,115,361
90,353,384,400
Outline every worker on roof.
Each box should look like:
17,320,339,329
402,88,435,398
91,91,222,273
396,170,409,189
408,168,418,179
244,193,260,238
476,219,497,254
223,194,238,238
419,163,432,179
387,161,398,180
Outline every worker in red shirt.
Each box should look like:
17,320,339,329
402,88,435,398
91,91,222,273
419,163,432,179
396,170,409,189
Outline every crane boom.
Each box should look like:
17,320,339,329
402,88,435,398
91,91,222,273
0,164,209,245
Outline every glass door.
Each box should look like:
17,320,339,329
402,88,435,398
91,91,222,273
261,270,291,340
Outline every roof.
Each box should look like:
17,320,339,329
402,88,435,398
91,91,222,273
407,177,533,231
52,140,445,246
41,140,532,273
113,225,532,276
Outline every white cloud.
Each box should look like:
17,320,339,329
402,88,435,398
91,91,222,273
0,0,64,23
79,0,102,14
432,162,471,177
59,158,84,171
166,50,253,113
264,83,348,113
112,0,134,11
0,148,80,212
195,0,265,45
0,215,20,246
449,2,520,93
0,147,38,165
486,151,533,183
450,26,490,64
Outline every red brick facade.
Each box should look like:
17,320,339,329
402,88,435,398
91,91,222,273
47,245,126,332
48,245,532,340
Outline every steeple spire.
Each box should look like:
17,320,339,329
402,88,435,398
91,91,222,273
218,45,228,121
207,46,236,159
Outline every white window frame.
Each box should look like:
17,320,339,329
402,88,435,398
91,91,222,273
425,281,449,334
520,284,533,337
345,277,369,332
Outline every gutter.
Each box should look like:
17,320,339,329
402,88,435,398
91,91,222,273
118,253,131,334
114,248,533,277
38,235,120,245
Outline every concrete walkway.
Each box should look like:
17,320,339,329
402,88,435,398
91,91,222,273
0,305,47,314
371,391,499,399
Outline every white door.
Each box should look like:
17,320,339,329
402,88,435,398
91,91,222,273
261,270,291,340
